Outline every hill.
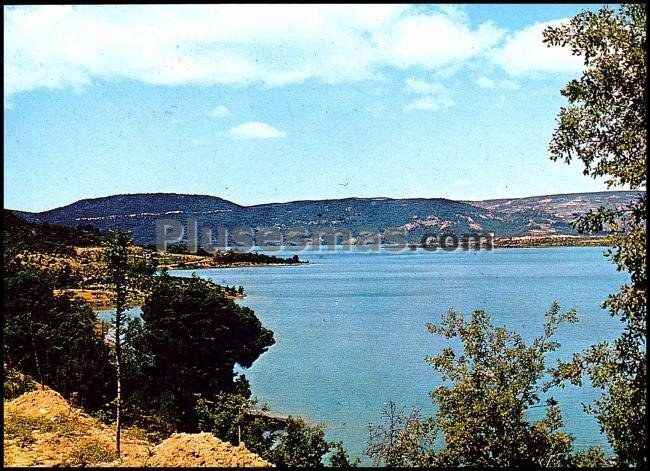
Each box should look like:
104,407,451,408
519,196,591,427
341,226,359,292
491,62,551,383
3,209,102,254
9,191,642,246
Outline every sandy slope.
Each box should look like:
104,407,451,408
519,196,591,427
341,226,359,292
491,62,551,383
3,387,271,467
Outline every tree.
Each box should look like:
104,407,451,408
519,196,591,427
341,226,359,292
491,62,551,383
543,4,646,466
102,229,155,457
3,266,114,411
543,5,645,189
328,442,360,468
423,305,591,467
364,305,605,467
120,316,163,432
267,417,332,468
126,273,274,429
195,392,274,457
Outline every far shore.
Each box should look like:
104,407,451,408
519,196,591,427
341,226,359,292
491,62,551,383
192,236,611,252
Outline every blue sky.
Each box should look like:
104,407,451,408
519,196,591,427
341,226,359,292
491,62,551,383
4,4,616,213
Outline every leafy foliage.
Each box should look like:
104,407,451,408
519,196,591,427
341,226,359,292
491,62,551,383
365,305,610,467
121,274,274,430
3,205,348,467
543,4,646,189
102,230,157,299
328,441,361,467
423,305,587,467
105,247,347,466
195,392,273,456
544,4,647,466
3,265,115,412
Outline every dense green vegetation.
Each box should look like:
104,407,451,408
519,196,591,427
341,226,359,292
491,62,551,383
196,393,358,467
122,273,274,430
3,265,115,411
3,3,644,467
424,306,604,467
119,273,353,465
3,209,101,255
2,215,113,409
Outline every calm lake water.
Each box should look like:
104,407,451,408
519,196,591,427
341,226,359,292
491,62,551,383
101,246,626,462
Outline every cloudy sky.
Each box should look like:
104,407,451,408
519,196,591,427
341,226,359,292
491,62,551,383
4,4,613,212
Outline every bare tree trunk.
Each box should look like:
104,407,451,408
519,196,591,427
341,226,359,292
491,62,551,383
29,316,44,390
115,288,126,459
115,310,122,457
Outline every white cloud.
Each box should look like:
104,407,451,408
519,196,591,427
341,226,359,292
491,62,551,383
4,5,592,102
404,95,453,112
230,121,286,139
209,105,230,118
373,15,504,70
3,4,507,99
476,75,495,88
490,19,584,75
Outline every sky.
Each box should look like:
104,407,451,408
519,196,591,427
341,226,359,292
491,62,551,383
3,3,618,213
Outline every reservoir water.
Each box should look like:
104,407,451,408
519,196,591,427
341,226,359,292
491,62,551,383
103,246,626,462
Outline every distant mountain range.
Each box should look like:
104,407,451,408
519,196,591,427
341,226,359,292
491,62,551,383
10,191,642,245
